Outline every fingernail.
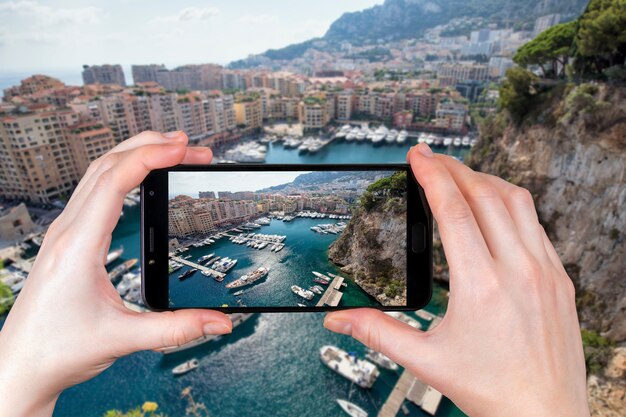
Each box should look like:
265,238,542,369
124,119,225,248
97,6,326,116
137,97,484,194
417,143,434,158
163,131,185,140
203,322,231,335
324,318,352,336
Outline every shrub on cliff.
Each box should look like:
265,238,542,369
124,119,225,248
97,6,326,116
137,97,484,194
499,67,539,124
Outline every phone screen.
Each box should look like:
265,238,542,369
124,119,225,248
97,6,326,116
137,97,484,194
166,169,409,309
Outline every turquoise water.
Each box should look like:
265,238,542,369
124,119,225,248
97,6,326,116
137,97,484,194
1,141,467,417
171,218,380,308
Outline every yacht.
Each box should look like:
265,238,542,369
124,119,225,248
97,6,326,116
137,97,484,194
346,128,359,141
312,271,331,281
453,137,462,147
172,359,199,376
319,346,380,389
365,348,398,371
385,129,398,144
418,133,428,144
108,259,138,282
372,126,387,145
355,128,367,141
433,136,443,146
397,130,408,144
443,137,453,147
178,268,198,281
213,257,238,273
105,246,124,266
462,136,471,147
309,286,323,295
425,134,435,146
291,285,315,300
335,124,351,139
226,267,269,289
197,253,215,263
336,399,368,417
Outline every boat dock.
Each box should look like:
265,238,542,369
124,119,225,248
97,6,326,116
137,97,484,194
316,275,344,307
170,256,226,280
377,369,443,417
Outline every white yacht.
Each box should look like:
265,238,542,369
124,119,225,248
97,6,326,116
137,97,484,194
397,130,408,144
335,124,351,139
336,399,368,417
385,129,398,144
346,128,359,141
425,134,435,146
462,136,471,146
172,359,199,376
418,133,428,144
355,127,367,141
453,137,462,147
372,126,387,144
319,346,380,389
365,348,398,371
291,285,315,300
443,137,453,147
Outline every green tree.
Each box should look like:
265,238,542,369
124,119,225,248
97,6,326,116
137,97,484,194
514,21,577,78
0,281,14,315
499,67,539,123
577,0,626,72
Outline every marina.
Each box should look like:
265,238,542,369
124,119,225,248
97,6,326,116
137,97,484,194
12,143,464,416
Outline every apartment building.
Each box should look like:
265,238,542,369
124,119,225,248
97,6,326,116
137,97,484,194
437,63,489,82
3,75,65,99
299,97,331,129
234,98,263,129
268,96,300,120
131,64,166,84
96,95,139,143
0,110,80,203
82,64,126,86
336,94,353,121
435,102,467,132
67,121,115,177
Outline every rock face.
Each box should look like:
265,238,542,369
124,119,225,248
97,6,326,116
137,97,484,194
328,198,407,306
467,84,626,342
587,347,626,417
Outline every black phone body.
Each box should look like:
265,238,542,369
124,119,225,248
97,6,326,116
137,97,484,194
141,164,432,312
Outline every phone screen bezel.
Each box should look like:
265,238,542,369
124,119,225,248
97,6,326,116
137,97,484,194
141,163,432,312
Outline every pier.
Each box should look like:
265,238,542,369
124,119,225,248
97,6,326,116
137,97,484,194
316,275,344,307
377,369,442,417
171,256,225,280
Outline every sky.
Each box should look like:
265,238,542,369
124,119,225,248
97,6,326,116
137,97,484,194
169,171,310,198
0,0,383,76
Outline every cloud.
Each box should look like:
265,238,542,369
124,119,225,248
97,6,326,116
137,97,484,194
151,6,220,24
238,14,279,25
0,0,102,25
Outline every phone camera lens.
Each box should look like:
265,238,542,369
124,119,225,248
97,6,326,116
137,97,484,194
149,190,155,197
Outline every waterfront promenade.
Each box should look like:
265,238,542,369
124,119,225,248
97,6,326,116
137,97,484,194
170,256,225,280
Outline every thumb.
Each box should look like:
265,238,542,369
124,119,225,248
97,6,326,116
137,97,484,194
324,309,438,381
118,309,233,353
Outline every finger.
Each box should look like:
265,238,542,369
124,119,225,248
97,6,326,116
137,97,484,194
325,309,438,384
436,155,530,263
407,144,493,279
181,147,213,164
117,309,232,354
71,143,188,248
540,227,567,275
52,142,185,239
69,131,187,204
477,173,552,266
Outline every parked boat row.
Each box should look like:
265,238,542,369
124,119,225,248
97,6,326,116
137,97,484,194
223,142,267,163
297,211,350,220
310,223,347,235
335,124,409,146
417,133,476,148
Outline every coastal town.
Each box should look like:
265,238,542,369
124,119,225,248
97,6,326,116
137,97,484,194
166,170,406,309
0,3,600,416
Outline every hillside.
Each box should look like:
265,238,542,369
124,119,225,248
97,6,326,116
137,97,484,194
328,172,408,306
467,83,626,416
230,0,588,65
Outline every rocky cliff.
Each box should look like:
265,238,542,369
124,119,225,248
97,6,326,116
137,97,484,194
468,83,626,342
328,174,407,306
467,83,626,415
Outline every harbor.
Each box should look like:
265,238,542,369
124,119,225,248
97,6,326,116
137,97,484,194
2,145,464,417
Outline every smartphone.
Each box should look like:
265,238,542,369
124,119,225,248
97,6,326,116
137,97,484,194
141,164,432,312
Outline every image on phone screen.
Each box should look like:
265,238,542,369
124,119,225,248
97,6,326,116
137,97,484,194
166,169,408,309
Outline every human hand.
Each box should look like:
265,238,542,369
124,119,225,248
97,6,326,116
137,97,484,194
0,131,233,417
324,143,589,417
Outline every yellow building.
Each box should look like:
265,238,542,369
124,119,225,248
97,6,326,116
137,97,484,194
234,97,263,129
